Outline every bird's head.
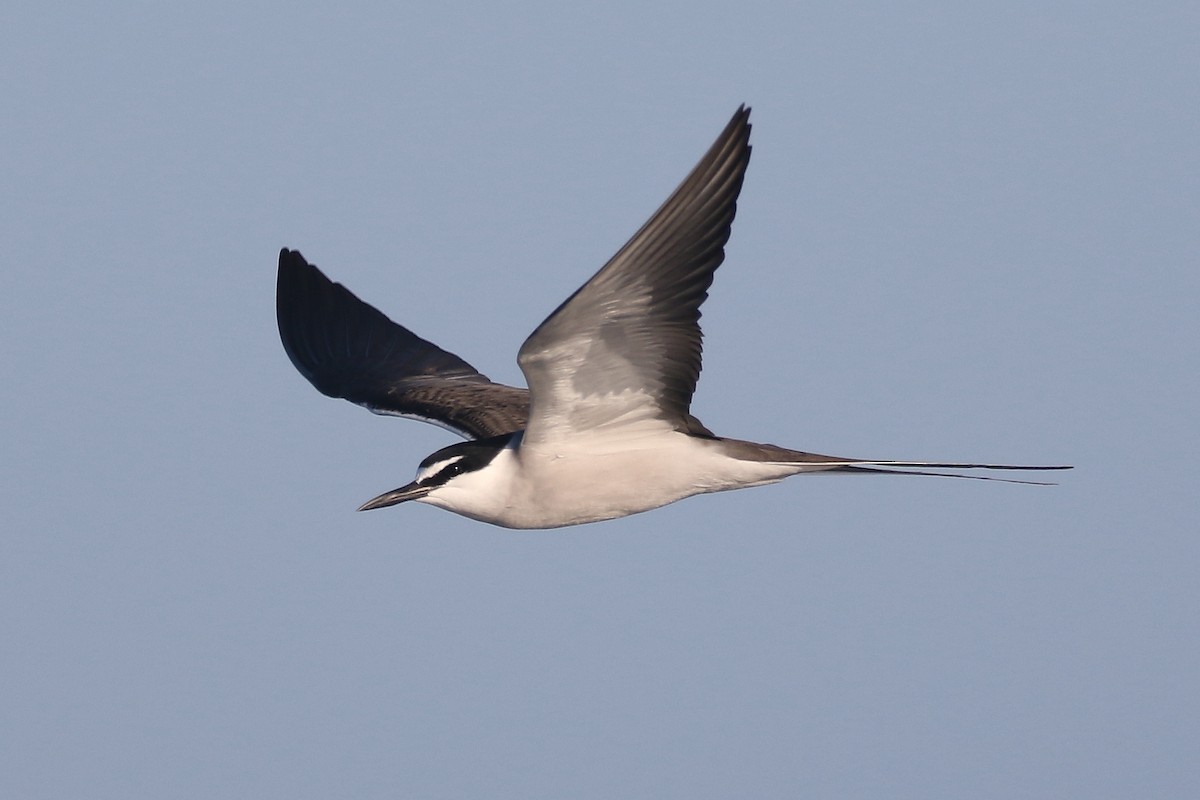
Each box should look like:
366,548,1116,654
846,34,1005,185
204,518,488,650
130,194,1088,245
356,435,512,512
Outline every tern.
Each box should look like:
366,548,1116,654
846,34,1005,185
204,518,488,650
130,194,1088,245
277,105,1070,528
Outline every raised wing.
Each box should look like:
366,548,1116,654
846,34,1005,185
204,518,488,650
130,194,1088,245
517,106,752,444
276,248,529,439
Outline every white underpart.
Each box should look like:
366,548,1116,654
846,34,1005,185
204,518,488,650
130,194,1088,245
416,430,810,529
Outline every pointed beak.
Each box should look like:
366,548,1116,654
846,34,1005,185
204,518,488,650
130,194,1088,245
357,482,431,512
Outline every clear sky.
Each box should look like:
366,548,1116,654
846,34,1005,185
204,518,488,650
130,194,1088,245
3,2,1197,798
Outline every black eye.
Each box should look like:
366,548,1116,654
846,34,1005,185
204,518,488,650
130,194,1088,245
418,451,477,487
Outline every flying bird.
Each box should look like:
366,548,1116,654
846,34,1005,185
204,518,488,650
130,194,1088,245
276,105,1070,528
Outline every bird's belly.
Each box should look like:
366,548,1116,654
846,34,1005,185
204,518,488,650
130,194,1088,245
447,435,797,529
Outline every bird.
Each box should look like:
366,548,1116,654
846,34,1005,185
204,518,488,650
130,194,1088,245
276,105,1070,529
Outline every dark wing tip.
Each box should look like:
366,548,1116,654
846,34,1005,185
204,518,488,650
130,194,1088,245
276,248,531,439
276,247,369,395
276,248,484,399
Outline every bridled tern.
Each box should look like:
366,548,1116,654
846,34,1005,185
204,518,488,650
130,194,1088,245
276,105,1070,528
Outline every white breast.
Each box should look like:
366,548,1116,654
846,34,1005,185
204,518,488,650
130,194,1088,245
418,430,800,529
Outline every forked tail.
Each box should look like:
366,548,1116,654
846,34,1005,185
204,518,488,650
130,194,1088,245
827,462,1072,485
717,439,1072,485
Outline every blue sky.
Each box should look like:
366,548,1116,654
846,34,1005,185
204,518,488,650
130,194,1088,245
3,2,1197,798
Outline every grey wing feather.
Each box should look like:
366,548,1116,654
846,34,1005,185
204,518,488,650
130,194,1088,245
276,248,529,439
517,106,753,440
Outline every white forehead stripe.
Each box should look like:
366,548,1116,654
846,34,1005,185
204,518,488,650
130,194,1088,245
416,455,464,482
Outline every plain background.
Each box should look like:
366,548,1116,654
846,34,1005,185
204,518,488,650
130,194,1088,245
3,2,1196,798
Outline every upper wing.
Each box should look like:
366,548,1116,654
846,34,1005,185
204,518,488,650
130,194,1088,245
276,248,529,439
516,106,752,444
